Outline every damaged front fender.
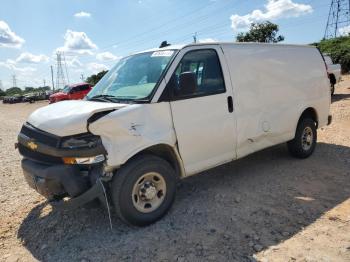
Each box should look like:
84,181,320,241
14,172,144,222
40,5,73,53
88,102,178,169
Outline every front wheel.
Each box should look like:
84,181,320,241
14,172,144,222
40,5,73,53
287,118,317,158
331,84,335,96
111,155,177,226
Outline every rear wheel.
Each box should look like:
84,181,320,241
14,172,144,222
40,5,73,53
111,155,177,226
287,118,317,158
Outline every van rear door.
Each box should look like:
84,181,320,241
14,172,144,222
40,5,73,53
166,46,236,175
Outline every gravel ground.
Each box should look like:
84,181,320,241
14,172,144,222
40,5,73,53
0,76,349,262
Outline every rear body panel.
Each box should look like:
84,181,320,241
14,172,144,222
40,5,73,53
220,43,330,158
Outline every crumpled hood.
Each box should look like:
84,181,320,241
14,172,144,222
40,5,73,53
28,100,127,137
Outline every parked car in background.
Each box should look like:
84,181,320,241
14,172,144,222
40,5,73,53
49,83,92,103
323,54,341,95
4,95,24,104
23,92,48,103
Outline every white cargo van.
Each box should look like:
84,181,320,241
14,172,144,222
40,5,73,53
17,43,331,226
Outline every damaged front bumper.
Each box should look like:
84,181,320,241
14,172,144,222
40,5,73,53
21,158,106,209
17,123,109,209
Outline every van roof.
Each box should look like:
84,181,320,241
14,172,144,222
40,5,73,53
185,42,315,49
136,42,315,55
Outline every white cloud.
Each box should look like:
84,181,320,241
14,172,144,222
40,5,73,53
198,38,217,43
230,0,313,31
0,20,25,48
16,52,49,63
96,51,120,61
0,60,36,73
74,11,91,18
87,62,108,73
339,25,350,36
57,29,97,55
65,56,82,68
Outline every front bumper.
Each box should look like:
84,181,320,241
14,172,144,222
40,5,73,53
22,158,88,198
21,158,105,209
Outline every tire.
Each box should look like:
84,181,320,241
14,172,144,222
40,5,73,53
111,155,177,226
287,118,317,158
331,84,335,96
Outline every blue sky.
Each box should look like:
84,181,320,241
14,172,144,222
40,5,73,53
0,0,332,90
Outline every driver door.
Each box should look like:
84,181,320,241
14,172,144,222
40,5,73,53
167,47,237,175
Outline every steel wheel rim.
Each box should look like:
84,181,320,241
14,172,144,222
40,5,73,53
301,126,313,151
132,172,166,213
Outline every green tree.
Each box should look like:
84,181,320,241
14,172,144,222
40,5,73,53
86,70,108,86
236,21,284,43
24,87,35,93
5,87,22,95
314,36,350,73
0,89,5,97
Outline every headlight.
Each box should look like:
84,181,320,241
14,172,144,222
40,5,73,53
61,133,101,149
63,154,105,165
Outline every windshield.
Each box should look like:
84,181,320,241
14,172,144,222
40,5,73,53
86,50,176,102
62,85,71,93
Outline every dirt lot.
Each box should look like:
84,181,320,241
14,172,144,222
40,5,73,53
0,76,350,262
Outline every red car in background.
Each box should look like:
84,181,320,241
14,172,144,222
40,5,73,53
49,83,92,103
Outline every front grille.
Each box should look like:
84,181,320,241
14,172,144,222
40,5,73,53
20,123,60,147
18,144,63,164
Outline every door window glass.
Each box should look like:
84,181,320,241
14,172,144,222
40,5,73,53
170,49,225,99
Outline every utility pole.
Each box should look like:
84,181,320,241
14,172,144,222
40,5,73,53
63,52,70,85
325,0,350,39
12,75,17,88
80,74,84,82
50,65,55,92
193,32,198,43
43,79,46,87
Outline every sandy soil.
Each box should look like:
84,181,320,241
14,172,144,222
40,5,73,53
0,76,349,262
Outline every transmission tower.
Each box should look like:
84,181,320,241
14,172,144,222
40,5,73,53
12,75,17,88
325,0,350,39
55,52,68,90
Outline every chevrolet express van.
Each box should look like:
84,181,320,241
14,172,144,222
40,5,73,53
17,43,331,226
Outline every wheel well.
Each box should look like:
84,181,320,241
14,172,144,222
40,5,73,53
132,144,183,178
299,107,318,128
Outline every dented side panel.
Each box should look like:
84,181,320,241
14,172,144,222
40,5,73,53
88,102,178,168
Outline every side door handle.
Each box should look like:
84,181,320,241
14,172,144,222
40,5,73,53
227,96,233,113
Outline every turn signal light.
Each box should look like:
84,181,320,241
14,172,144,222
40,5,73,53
62,157,77,164
62,155,105,165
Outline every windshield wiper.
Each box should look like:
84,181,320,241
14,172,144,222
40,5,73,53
88,95,118,102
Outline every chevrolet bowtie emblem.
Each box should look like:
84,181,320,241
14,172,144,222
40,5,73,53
27,141,38,150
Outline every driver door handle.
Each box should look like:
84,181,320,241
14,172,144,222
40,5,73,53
227,96,233,113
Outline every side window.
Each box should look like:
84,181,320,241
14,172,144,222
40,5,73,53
80,85,90,91
170,49,225,99
70,87,78,93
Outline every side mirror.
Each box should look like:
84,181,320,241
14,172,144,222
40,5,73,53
178,72,197,96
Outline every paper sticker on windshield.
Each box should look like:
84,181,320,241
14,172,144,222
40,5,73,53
151,50,174,57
